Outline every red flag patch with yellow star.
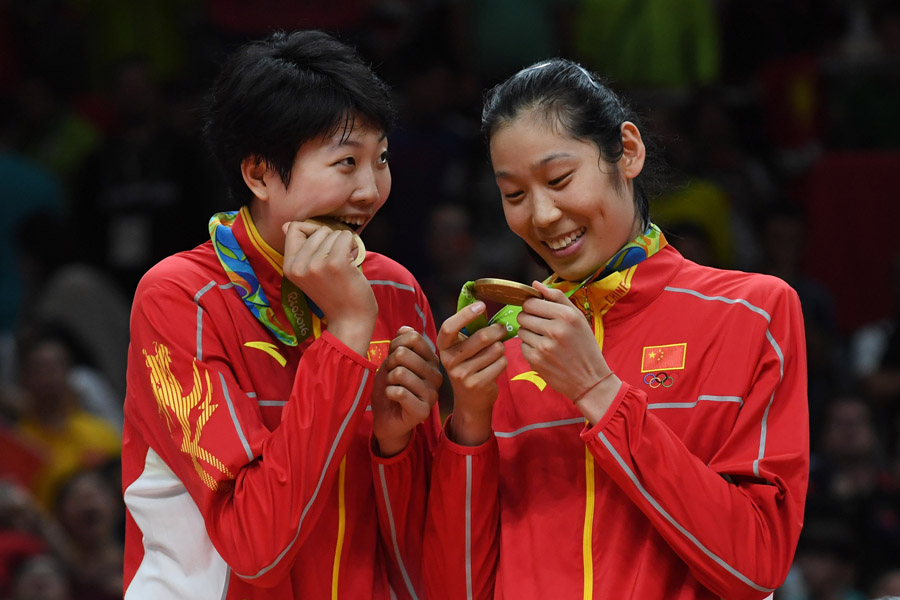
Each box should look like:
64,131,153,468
641,343,687,372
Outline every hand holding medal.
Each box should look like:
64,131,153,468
456,278,540,341
281,218,375,356
304,217,367,266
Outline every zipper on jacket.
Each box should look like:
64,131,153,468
332,456,348,599
583,444,595,599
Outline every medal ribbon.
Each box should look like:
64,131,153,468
458,224,667,339
209,208,327,346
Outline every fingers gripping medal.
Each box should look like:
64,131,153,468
281,218,368,343
304,217,366,266
457,278,540,340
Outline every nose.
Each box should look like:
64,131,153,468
531,191,561,228
350,166,382,206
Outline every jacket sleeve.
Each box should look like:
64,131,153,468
371,284,441,599
127,280,375,588
423,422,500,600
583,284,808,599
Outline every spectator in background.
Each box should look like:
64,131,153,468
7,553,73,600
806,395,900,593
810,396,884,503
0,479,69,597
52,468,123,600
12,334,121,510
14,213,130,408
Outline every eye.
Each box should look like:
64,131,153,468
548,172,572,186
377,150,391,165
503,190,524,201
336,156,357,167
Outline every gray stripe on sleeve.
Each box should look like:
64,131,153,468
193,281,217,360
494,418,585,438
218,372,253,462
648,396,744,410
414,304,436,353
370,280,416,292
378,464,419,599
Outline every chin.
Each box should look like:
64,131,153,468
545,267,582,282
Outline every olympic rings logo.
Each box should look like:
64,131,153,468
643,372,675,388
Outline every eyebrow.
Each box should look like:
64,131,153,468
494,152,574,179
330,132,388,149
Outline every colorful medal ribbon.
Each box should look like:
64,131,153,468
458,223,666,339
209,210,319,346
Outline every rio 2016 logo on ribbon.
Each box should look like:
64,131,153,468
284,290,311,338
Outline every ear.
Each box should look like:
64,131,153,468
241,156,269,201
620,121,646,180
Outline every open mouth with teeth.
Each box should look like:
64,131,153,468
545,227,586,251
309,215,367,234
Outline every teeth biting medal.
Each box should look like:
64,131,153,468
305,217,366,266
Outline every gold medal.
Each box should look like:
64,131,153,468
472,278,541,306
305,217,366,266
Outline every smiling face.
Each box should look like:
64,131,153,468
490,111,645,281
245,120,391,253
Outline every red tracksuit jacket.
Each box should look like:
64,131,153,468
424,244,809,599
122,208,438,599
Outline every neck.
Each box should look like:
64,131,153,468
248,202,286,255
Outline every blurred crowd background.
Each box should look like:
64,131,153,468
1,1,899,599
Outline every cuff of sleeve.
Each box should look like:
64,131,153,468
370,427,419,465
581,380,629,439
438,414,497,456
320,329,378,371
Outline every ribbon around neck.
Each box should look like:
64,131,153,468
209,210,333,346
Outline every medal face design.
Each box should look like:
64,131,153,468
473,278,541,306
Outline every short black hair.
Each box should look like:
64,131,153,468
203,30,396,204
482,58,665,229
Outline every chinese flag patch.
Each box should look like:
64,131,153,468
641,343,687,372
367,340,391,368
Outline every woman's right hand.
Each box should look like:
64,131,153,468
282,220,377,356
436,302,508,446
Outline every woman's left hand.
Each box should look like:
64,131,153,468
371,326,443,457
516,281,611,401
